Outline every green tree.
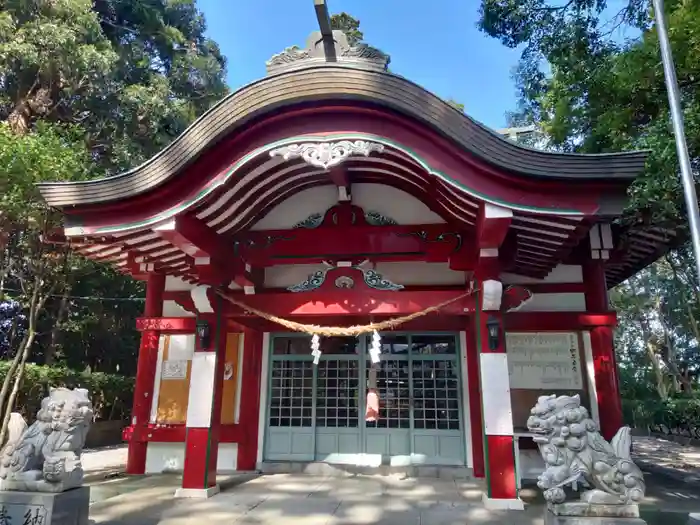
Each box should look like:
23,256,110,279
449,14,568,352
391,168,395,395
0,122,95,441
477,0,699,225
0,0,228,171
0,0,229,434
330,12,364,46
478,0,700,400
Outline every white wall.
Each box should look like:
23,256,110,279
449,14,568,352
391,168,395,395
165,276,194,291
145,443,238,473
252,186,337,230
516,293,586,312
351,184,444,225
146,442,184,473
251,183,445,230
162,300,194,317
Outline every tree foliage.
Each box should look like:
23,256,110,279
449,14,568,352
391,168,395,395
0,0,228,426
478,0,700,224
0,0,228,170
330,12,364,46
478,0,700,406
0,362,135,422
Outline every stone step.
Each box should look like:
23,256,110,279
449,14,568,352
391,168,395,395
258,461,473,479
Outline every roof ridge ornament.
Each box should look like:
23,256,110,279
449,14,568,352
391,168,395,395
266,30,390,75
269,140,385,170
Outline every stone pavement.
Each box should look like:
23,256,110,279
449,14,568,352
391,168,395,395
79,438,700,524
82,444,128,483
85,472,700,525
633,435,700,483
89,474,542,525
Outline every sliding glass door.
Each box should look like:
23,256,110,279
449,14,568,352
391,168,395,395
264,333,465,466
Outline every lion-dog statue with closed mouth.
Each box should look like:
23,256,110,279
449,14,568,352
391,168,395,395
527,394,646,523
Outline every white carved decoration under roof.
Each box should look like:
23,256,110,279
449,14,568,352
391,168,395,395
0,388,93,492
266,30,390,75
269,140,385,171
191,285,213,314
527,394,645,519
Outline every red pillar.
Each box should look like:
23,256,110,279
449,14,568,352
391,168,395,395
126,273,165,475
237,328,263,471
474,258,520,509
476,304,517,502
583,261,623,440
181,311,226,492
466,315,485,478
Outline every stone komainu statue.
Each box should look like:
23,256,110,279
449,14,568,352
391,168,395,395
527,394,645,505
0,387,93,492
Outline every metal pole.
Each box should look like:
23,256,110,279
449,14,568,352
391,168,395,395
652,0,700,282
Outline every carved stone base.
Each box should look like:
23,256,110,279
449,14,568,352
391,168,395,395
545,502,647,525
0,486,89,525
0,468,84,493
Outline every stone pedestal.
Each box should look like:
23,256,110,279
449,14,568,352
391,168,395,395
545,502,647,525
0,486,90,525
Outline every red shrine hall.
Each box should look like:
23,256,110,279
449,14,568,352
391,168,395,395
38,8,677,511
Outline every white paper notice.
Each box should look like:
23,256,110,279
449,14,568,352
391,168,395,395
162,360,188,380
506,332,582,390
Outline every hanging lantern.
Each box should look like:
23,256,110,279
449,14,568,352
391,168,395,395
369,330,382,364
311,334,322,365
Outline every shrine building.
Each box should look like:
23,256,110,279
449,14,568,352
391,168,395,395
37,2,677,511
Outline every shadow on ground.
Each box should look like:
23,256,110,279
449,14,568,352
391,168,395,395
85,471,700,525
88,474,536,525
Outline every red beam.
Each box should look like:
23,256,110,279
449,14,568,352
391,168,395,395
227,315,468,333
156,214,220,258
161,283,586,308
476,203,512,250
136,317,196,332
123,423,242,443
235,223,467,266
157,214,263,288
327,167,349,192
504,312,617,330
217,288,474,316
137,310,616,334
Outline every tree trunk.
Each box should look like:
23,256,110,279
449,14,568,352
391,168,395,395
0,330,35,445
7,101,30,136
645,340,668,399
627,279,669,398
0,334,26,419
0,271,47,444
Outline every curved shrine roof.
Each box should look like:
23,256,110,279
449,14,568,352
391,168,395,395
37,35,648,209
37,28,672,289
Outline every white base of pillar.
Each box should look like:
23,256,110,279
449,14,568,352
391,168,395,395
482,493,525,511
174,485,221,499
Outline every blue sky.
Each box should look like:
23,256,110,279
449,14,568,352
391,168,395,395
196,0,523,129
